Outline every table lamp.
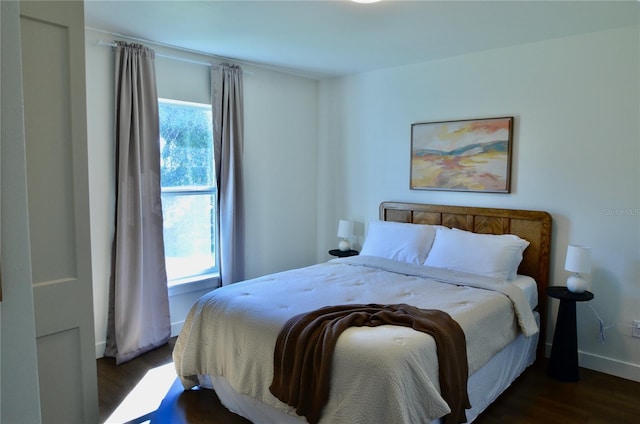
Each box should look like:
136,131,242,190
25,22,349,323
564,245,591,293
337,220,354,251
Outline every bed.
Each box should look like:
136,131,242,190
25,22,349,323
173,202,552,423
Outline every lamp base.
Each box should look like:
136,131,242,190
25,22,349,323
567,274,587,293
338,239,351,252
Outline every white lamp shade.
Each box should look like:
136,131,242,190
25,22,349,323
337,220,354,238
564,245,592,274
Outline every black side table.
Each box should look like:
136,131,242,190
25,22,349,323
546,286,594,382
328,249,359,258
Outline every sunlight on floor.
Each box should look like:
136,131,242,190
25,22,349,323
104,362,177,423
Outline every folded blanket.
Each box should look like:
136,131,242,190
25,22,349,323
270,303,471,424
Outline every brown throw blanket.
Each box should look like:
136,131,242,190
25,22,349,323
269,303,471,424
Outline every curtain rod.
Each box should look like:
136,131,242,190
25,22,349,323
97,39,254,75
98,40,216,68
90,27,323,78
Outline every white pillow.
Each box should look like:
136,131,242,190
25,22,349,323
423,227,530,281
360,220,437,265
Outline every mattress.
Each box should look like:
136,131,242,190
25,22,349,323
511,274,538,310
174,256,539,423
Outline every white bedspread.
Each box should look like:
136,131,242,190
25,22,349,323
173,256,538,424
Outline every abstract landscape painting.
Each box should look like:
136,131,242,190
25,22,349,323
410,117,513,192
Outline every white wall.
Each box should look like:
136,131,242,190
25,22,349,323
317,26,640,381
85,29,319,356
85,24,639,381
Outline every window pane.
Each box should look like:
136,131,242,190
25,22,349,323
158,99,217,283
159,101,213,188
162,193,216,280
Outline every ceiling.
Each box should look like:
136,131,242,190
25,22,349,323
84,0,639,79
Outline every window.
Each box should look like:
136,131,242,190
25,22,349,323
158,99,217,285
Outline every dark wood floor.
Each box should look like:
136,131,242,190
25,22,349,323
98,338,640,423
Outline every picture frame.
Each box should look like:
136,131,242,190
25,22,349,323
410,116,514,193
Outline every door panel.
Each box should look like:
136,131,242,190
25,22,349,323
20,14,78,283
36,328,84,424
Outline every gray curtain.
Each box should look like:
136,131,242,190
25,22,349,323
211,64,245,285
105,41,170,364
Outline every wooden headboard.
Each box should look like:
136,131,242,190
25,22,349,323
380,202,552,357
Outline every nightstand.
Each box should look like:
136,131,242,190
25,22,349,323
328,249,359,258
546,286,594,382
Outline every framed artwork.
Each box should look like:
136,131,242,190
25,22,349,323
410,116,513,193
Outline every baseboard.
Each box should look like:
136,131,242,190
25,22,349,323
96,341,106,359
545,342,640,382
578,351,640,382
94,320,185,359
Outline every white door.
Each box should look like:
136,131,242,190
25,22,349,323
20,1,98,423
